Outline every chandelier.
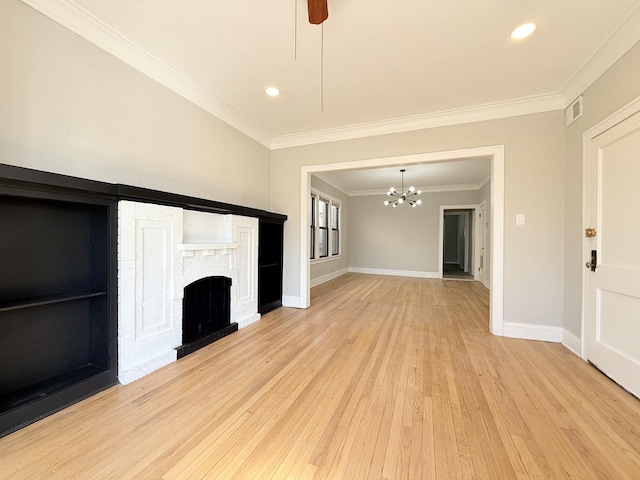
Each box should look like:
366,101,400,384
384,169,422,208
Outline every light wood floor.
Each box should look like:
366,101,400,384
1,274,640,479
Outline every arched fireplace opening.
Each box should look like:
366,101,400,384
176,276,237,359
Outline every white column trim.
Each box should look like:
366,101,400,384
300,145,505,336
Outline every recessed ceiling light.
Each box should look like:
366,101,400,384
511,23,537,40
265,86,280,97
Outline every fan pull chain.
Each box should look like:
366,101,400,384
321,22,324,112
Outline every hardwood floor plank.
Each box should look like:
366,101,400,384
422,396,436,479
1,273,640,479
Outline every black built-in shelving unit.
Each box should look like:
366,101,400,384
258,218,285,314
0,176,118,437
0,163,286,437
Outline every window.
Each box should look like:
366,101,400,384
310,189,341,261
310,194,316,259
331,204,339,256
318,198,329,257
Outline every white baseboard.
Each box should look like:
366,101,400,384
562,329,582,357
348,267,440,279
310,268,348,287
482,278,490,289
238,313,261,329
282,295,307,308
118,350,177,385
502,321,563,343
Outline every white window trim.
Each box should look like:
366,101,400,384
310,188,341,263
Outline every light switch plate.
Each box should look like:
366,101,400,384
516,214,525,225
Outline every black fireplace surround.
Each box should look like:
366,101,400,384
176,276,238,359
0,163,286,437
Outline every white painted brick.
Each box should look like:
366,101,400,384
118,276,135,288
119,203,258,385
119,260,135,271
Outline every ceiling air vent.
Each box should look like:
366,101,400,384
566,96,583,127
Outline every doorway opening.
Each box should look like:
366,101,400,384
439,204,482,282
300,145,505,335
442,209,475,280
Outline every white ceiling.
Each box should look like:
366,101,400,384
28,0,640,149
316,158,491,195
22,0,640,191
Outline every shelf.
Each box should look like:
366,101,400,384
0,175,116,436
179,243,237,250
259,263,280,269
0,291,108,313
259,299,283,315
0,364,107,414
178,242,237,257
258,218,284,314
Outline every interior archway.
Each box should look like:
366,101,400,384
300,145,505,335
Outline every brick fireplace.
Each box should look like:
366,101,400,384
117,201,259,384
0,164,285,435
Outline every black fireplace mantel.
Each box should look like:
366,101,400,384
0,163,287,222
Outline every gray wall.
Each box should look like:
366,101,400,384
348,190,480,273
9,0,637,337
0,0,271,210
563,41,640,337
272,111,565,328
310,175,349,282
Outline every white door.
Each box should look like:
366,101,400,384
585,109,640,398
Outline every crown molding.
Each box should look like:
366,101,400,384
20,0,272,148
20,0,640,151
316,170,489,196
270,93,565,149
561,4,640,105
344,184,483,197
477,168,491,188
312,173,351,196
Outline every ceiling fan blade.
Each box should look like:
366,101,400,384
308,0,328,25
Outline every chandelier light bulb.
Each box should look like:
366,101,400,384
384,169,422,208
